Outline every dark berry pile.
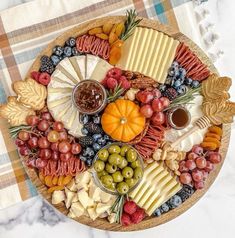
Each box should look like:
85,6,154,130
79,113,114,167
159,61,200,101
153,185,195,217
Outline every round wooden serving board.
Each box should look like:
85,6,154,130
23,16,231,231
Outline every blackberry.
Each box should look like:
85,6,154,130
50,55,60,66
40,60,55,74
40,55,50,63
63,46,72,57
84,122,103,134
78,136,94,147
176,185,195,203
53,45,64,56
183,184,195,196
167,195,182,209
65,37,76,47
162,87,178,101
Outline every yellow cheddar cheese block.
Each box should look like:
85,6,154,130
129,162,182,216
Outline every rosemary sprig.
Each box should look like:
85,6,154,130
120,9,142,41
9,125,31,138
110,195,126,223
107,84,124,102
165,86,201,111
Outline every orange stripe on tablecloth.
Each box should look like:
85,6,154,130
133,0,148,17
162,0,179,30
0,17,22,82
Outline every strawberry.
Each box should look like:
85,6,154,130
31,71,41,81
118,76,131,90
106,77,118,89
131,208,145,224
38,72,51,86
107,67,122,79
123,201,137,215
121,213,132,226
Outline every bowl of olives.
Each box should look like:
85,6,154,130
92,143,144,195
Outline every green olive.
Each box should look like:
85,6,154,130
97,170,108,178
118,157,128,169
108,153,122,165
101,175,113,187
134,167,143,180
116,182,129,194
108,145,121,154
122,166,134,179
126,149,137,162
105,163,117,174
112,171,123,183
130,160,141,169
94,160,105,172
107,182,116,191
125,178,137,188
120,145,130,156
98,149,109,161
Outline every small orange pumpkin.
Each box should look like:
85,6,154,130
101,99,146,142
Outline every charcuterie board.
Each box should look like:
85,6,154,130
0,12,233,231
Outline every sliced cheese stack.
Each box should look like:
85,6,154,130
129,162,182,216
47,55,113,137
117,27,179,84
52,171,116,220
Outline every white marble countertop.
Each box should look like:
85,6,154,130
1,0,235,237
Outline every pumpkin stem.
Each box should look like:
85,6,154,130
120,117,127,124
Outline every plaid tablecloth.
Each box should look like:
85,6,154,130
0,0,206,209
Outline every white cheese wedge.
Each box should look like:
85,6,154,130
75,171,91,185
100,191,113,204
69,56,84,81
47,90,72,102
67,210,76,219
51,69,76,88
87,206,99,221
78,190,94,209
47,96,71,109
70,202,85,218
52,190,65,204
60,104,77,128
96,203,111,216
69,110,83,137
88,182,102,202
86,54,100,79
65,187,76,209
66,179,77,192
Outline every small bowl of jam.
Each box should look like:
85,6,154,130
72,80,107,115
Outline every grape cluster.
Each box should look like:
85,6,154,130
79,113,114,166
179,145,222,190
15,111,82,170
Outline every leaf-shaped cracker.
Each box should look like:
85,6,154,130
0,96,35,126
202,101,235,125
201,74,231,102
13,78,47,110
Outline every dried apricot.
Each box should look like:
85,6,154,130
205,132,221,140
109,46,122,65
96,33,109,40
201,142,217,151
115,22,125,37
58,175,65,186
208,126,222,136
88,27,103,35
103,23,113,34
112,39,124,48
45,176,53,187
52,176,58,186
47,185,64,193
62,175,72,185
109,32,118,44
204,137,221,148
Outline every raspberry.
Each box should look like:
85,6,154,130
38,72,51,86
118,76,131,90
106,77,118,89
101,77,108,87
107,67,122,79
121,213,132,226
123,201,137,215
131,208,145,224
31,71,41,81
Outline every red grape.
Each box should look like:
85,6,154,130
195,156,207,169
187,152,198,160
53,121,64,132
28,137,38,149
39,149,52,160
19,146,29,156
38,137,50,149
37,120,50,132
185,159,196,170
47,130,60,143
35,158,48,169
25,158,36,168
18,131,30,141
192,169,203,182
140,105,153,118
71,143,82,155
51,142,59,151
204,161,214,172
26,115,39,126
159,97,170,108
51,151,59,160
15,138,25,147
151,112,165,125
58,141,71,153
151,99,164,112
136,91,154,104
152,89,161,99
41,112,53,121
59,130,68,141
179,172,192,185
201,169,209,181
191,145,203,155
209,152,221,164
60,152,72,161
194,181,204,190
179,161,189,173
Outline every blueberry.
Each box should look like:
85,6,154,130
97,137,106,145
86,158,93,167
179,68,187,79
92,133,102,142
153,208,161,217
160,203,170,213
167,195,182,209
158,84,167,92
106,141,112,145
81,128,89,135
172,61,179,68
63,46,72,57
80,114,89,124
185,78,193,85
93,114,101,124
72,47,79,56
168,67,175,77
177,85,188,95
65,37,76,47
53,45,64,56
80,155,87,162
103,135,110,140
191,80,200,88
173,80,182,89
93,143,101,151
50,55,60,66
86,147,95,157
